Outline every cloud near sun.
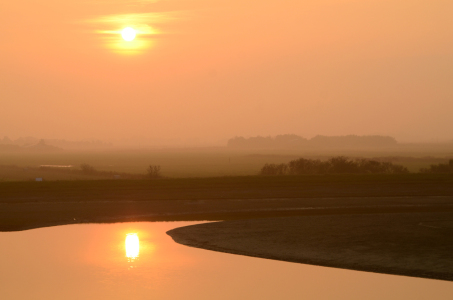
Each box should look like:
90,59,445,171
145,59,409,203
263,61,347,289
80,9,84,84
87,11,182,54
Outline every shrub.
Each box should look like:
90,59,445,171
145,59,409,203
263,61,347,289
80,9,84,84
420,159,453,173
80,163,96,175
260,163,288,175
147,165,162,178
288,158,328,175
328,156,359,173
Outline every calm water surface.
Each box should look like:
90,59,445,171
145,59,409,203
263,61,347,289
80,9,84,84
0,222,452,299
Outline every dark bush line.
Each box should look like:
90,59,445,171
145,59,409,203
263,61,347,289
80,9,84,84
260,156,409,175
420,159,453,174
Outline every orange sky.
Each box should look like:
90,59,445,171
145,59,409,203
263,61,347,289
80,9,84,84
1,0,453,144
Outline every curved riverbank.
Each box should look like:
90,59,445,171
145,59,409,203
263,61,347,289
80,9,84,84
168,212,453,281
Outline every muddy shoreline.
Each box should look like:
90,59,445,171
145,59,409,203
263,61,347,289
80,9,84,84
168,212,453,282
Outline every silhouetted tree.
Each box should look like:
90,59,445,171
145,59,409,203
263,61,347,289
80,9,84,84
328,156,358,173
260,163,288,175
288,158,329,175
420,159,453,173
147,165,162,178
80,163,96,175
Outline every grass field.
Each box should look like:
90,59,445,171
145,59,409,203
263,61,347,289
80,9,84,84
1,173,453,231
2,173,453,202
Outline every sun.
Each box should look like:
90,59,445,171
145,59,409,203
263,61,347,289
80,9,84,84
121,27,136,41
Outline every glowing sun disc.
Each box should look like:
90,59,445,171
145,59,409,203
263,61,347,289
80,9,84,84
121,27,136,41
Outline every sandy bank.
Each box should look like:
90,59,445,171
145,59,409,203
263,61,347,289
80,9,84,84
168,212,453,281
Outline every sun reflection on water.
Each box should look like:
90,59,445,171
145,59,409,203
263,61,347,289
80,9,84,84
125,233,139,263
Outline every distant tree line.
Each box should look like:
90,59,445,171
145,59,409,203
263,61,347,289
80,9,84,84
228,134,398,149
260,156,409,175
420,159,453,173
0,139,62,153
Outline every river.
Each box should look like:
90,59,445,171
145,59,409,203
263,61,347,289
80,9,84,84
0,222,452,299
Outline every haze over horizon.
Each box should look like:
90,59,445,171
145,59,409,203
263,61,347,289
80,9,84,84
2,0,452,144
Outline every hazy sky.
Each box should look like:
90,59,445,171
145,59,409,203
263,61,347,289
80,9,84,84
1,0,452,144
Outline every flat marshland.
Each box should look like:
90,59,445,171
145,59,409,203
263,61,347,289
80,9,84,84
2,150,453,281
1,174,453,231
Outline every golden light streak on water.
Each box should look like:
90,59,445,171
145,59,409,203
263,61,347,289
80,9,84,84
125,233,139,262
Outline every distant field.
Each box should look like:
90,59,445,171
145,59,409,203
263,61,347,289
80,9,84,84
0,147,452,180
0,149,283,179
